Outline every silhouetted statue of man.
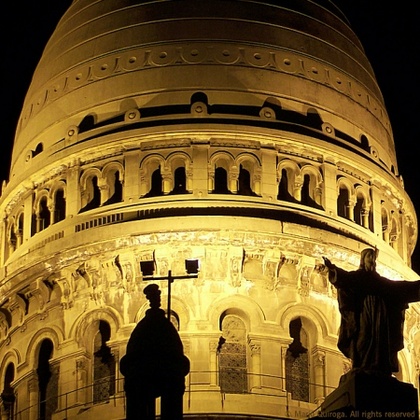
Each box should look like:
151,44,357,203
120,284,190,419
323,248,420,376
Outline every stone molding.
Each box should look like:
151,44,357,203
19,43,387,134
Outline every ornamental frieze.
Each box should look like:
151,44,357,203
18,43,386,133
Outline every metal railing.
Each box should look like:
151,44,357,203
12,371,332,419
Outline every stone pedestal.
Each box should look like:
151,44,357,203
317,370,419,419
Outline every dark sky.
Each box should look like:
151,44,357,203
2,1,420,271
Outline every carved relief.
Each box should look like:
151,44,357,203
0,310,10,342
310,265,328,293
263,260,280,290
54,272,75,309
248,339,261,356
206,249,228,281
229,253,243,288
277,257,299,286
4,294,27,326
19,278,52,313
298,266,310,297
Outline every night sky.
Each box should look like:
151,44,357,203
2,1,419,272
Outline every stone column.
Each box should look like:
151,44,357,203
229,165,239,193
253,173,262,196
280,341,292,392
321,161,338,216
312,347,326,405
260,148,277,200
361,208,370,229
75,357,89,405
369,183,384,237
98,179,109,206
0,218,7,266
161,167,173,194
293,177,303,201
110,345,119,399
28,375,38,420
398,211,409,261
347,198,355,221
209,341,218,387
123,150,140,201
207,163,215,193
186,165,194,193
66,161,81,216
248,338,261,390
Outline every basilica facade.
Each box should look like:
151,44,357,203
0,1,419,419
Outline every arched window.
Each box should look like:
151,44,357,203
389,216,399,251
103,171,123,205
93,321,115,403
277,169,294,201
238,165,255,196
33,143,44,158
37,339,58,420
354,193,364,226
301,174,311,205
144,167,163,197
360,135,369,151
79,115,95,133
31,212,37,237
8,224,17,252
381,207,389,242
213,167,230,194
54,189,66,223
300,173,322,209
337,186,350,219
80,176,101,212
38,197,51,231
285,317,309,402
1,363,15,419
219,313,248,394
306,108,323,130
17,213,24,246
170,167,187,194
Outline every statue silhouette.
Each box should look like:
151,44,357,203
120,284,190,419
323,248,420,376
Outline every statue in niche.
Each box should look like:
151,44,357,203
323,248,420,376
120,284,190,419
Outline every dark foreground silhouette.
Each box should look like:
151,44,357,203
120,284,190,419
323,248,420,376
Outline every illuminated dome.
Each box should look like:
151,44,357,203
11,0,396,181
1,1,419,419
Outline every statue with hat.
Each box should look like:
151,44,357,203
120,284,190,419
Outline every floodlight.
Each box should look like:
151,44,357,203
140,260,155,277
185,259,200,275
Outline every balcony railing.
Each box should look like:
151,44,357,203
11,371,333,419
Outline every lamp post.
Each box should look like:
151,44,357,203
140,258,200,318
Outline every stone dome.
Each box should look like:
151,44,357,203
1,2,419,419
10,0,395,183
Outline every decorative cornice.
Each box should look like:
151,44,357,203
18,43,388,134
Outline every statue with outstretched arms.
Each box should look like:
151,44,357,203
323,248,420,376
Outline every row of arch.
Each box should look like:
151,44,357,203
1,286,414,418
0,326,115,420
6,152,404,257
0,308,324,419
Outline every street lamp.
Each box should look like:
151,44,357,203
140,257,200,318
